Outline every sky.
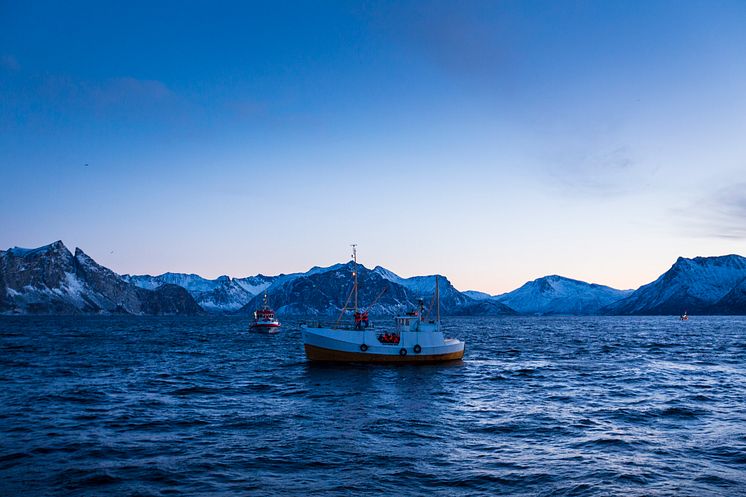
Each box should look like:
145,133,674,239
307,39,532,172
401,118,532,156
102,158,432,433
1,0,745,294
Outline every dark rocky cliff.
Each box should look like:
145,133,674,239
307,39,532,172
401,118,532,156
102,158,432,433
0,241,202,315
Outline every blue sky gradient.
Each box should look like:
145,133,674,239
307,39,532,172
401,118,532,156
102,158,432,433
2,1,745,293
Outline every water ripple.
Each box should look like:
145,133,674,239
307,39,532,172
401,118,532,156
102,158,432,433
0,315,745,496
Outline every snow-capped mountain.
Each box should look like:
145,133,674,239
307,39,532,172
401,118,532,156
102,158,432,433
261,264,346,292
5,241,745,316
193,276,267,312
496,275,632,315
372,265,516,315
241,262,411,316
604,255,746,315
123,273,224,293
462,290,494,300
123,273,273,312
1,241,201,315
123,267,349,314
239,262,515,316
373,266,475,308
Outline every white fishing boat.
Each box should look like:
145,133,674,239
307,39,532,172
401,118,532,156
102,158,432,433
249,292,281,333
301,246,465,363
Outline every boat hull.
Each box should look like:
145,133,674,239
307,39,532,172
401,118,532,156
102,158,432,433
304,343,464,363
250,324,281,334
301,325,465,364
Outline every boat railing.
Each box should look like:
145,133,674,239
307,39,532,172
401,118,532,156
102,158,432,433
303,321,376,330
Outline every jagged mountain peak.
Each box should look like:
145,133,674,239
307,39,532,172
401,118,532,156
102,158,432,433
122,271,261,313
6,240,71,258
309,262,348,273
371,265,455,298
665,255,746,283
237,261,512,317
74,247,96,261
372,265,400,280
604,254,746,315
1,241,201,315
673,254,746,269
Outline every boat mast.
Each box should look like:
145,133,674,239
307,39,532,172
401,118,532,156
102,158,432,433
436,275,440,326
351,244,358,313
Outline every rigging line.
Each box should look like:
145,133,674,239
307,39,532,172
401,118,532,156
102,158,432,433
335,285,356,328
424,292,436,321
364,286,388,313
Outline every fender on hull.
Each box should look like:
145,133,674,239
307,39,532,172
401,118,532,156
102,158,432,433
304,344,464,363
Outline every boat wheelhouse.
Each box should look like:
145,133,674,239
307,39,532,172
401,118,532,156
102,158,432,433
301,245,465,363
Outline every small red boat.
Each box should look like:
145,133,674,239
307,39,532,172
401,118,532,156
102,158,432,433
250,292,281,333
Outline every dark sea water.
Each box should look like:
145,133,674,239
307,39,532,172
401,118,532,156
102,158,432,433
1,316,745,496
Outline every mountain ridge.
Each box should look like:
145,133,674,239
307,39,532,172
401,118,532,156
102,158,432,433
602,254,746,315
494,274,633,315
238,262,516,317
1,241,202,315
3,241,745,315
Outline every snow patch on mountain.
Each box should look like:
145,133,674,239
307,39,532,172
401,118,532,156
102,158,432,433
123,272,263,312
463,290,494,300
7,242,64,257
233,275,273,295
123,273,223,293
373,266,453,295
372,265,430,292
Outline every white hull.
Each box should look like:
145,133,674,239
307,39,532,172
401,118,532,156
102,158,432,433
250,320,280,333
301,325,464,360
